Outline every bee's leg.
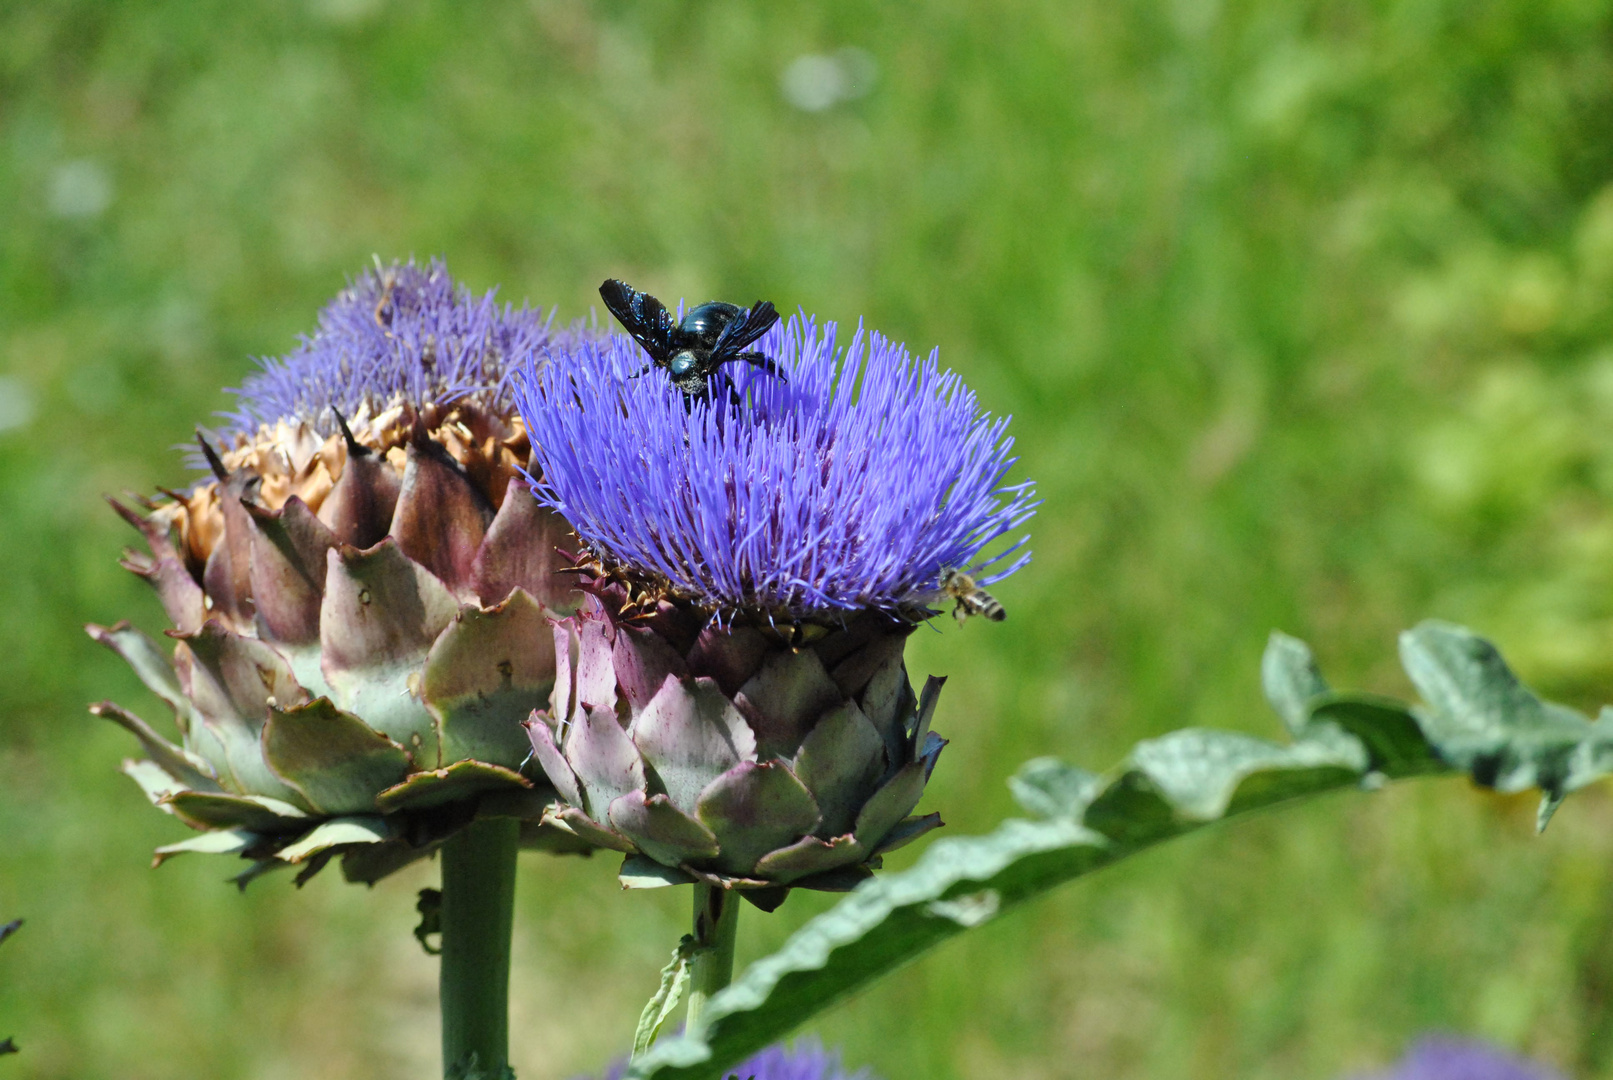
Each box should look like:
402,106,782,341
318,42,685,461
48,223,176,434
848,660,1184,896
953,602,968,626
627,363,653,379
738,350,787,383
717,369,744,409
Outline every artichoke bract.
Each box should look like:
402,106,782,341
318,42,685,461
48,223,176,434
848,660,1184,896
528,595,945,906
91,259,589,885
516,309,1037,905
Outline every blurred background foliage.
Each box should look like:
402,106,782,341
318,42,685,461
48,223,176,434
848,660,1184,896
6,0,1613,1077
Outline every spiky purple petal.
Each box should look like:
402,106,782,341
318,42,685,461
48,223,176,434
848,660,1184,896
516,313,1037,619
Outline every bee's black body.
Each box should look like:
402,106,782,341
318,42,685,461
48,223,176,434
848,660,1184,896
599,278,784,400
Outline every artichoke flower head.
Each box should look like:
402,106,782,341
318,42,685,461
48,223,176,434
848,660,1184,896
517,308,1037,909
92,258,590,886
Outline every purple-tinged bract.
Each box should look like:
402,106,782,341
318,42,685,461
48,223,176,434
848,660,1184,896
225,256,555,437
516,313,1036,622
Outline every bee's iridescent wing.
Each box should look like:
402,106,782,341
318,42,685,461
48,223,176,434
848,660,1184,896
710,300,780,363
599,279,676,365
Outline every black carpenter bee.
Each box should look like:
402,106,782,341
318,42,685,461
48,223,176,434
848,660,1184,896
599,278,785,401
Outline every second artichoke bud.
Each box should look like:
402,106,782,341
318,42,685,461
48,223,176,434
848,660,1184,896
92,259,589,884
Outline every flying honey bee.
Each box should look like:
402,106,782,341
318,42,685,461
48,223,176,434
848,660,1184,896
939,569,1005,625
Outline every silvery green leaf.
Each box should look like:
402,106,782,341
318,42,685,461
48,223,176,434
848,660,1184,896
1398,620,1602,799
633,936,696,1060
1308,694,1444,779
1007,757,1098,820
1261,631,1330,735
628,623,1613,1080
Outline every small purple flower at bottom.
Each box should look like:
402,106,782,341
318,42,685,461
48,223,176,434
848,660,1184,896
1356,1037,1565,1080
590,1040,875,1080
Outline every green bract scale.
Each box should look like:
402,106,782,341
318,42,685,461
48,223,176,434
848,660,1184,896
527,598,946,907
91,260,592,886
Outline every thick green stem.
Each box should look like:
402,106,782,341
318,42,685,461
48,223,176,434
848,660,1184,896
440,817,520,1078
684,884,740,1033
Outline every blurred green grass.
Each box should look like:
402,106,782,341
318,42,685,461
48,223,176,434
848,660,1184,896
9,0,1613,1076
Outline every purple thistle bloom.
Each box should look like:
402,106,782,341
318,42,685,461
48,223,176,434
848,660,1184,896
1355,1037,1565,1080
591,1039,876,1080
223,256,557,436
515,311,1037,620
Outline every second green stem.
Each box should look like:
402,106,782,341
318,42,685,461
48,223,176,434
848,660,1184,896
685,884,740,1032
